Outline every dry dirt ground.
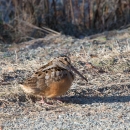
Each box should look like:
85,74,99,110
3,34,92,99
0,27,130,129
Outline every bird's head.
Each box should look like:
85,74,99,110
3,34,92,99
55,55,88,82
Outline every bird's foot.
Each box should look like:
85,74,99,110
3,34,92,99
38,97,53,105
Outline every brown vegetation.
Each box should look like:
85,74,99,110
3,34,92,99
0,0,130,43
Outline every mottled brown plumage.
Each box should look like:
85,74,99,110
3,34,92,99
20,55,87,104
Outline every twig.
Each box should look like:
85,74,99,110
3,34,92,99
42,26,60,35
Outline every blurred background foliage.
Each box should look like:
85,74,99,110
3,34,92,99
0,0,130,43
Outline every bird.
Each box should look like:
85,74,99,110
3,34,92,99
20,55,88,104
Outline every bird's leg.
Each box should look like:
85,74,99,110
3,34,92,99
38,96,53,105
38,96,46,104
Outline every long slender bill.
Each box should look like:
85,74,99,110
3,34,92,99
71,65,88,82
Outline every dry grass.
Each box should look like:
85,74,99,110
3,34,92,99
0,28,130,106
0,0,59,43
72,38,130,73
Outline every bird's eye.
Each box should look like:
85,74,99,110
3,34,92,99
45,71,48,73
64,58,67,61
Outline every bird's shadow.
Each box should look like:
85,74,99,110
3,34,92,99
60,84,130,104
60,95,130,104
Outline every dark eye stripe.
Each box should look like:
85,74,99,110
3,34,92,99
38,73,42,76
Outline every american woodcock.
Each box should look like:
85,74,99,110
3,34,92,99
20,55,88,104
